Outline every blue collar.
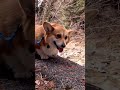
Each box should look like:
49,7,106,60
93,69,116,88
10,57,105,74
35,35,44,46
0,24,22,47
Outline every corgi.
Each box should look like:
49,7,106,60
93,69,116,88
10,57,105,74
35,22,72,59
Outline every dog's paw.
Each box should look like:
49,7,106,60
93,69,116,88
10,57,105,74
14,71,32,78
40,54,49,59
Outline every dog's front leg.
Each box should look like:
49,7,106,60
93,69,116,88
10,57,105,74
16,47,34,71
14,47,34,78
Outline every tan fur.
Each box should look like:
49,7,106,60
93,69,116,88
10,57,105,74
0,0,34,78
35,22,72,59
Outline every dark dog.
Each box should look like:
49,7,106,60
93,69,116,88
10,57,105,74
0,0,35,78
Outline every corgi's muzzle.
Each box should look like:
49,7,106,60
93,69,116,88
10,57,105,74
53,41,66,52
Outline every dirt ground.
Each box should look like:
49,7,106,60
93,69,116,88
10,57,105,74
35,29,85,90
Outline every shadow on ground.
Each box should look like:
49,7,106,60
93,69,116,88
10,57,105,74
35,55,85,90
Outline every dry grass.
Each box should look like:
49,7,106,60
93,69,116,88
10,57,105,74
35,0,85,30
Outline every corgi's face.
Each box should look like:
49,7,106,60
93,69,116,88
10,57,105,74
43,22,71,52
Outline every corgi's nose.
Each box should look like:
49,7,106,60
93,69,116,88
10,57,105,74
61,43,66,48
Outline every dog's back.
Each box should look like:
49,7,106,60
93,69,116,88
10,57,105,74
0,0,23,33
35,25,46,41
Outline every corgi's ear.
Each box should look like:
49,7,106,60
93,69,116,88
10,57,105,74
68,30,74,37
66,30,74,44
68,29,79,37
43,22,54,33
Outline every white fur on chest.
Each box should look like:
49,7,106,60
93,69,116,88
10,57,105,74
42,46,58,56
36,45,58,59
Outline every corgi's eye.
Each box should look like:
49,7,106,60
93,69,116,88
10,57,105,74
65,36,67,39
56,34,61,39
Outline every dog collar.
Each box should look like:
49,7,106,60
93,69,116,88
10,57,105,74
0,24,22,47
35,35,45,46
